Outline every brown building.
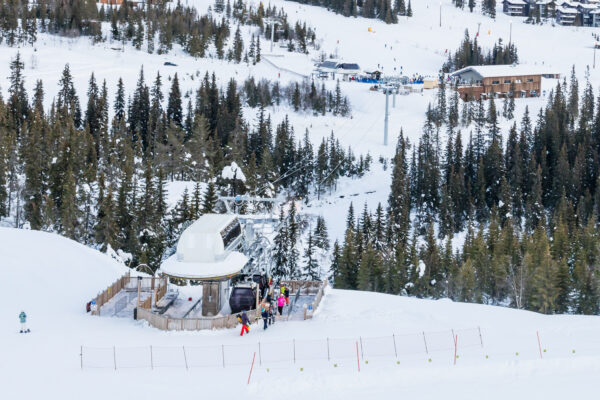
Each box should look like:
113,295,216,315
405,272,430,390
451,65,560,101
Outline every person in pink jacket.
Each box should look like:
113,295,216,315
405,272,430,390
277,294,285,315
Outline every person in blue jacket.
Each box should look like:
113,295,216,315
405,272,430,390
19,311,29,333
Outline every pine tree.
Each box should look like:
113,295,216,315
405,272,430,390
303,232,320,280
202,181,218,213
329,239,342,281
167,73,183,127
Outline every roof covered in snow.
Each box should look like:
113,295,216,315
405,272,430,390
451,64,561,79
159,214,248,280
556,5,579,13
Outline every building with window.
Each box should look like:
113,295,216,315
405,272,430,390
451,65,560,101
503,0,528,15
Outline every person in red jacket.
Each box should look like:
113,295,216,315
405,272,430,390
239,311,250,336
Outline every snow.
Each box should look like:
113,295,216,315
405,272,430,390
2,228,600,398
221,161,247,182
3,0,600,396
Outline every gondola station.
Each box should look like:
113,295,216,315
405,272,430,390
160,214,249,317
89,211,327,331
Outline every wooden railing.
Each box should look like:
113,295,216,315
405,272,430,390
137,307,259,331
91,272,131,315
280,280,322,295
304,279,328,320
155,282,167,304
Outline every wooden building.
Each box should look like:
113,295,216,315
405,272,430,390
451,65,560,101
503,0,528,16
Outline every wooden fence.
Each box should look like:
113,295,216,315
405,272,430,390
91,274,168,315
280,280,322,295
304,279,328,320
91,272,131,316
136,279,328,331
137,307,259,331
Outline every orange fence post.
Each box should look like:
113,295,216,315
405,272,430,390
453,334,458,366
247,352,256,384
356,341,361,372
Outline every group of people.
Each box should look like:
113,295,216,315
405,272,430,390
237,283,291,336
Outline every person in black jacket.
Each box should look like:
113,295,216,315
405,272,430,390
239,311,250,336
284,286,290,305
268,302,275,325
261,305,269,330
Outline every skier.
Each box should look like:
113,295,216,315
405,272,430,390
261,305,269,330
19,311,29,333
284,286,290,306
277,294,285,315
239,310,250,336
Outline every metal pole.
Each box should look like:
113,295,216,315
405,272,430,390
136,276,141,308
594,46,596,69
392,334,397,358
439,3,442,27
384,90,389,146
150,346,153,370
80,346,83,370
183,346,189,370
393,89,396,108
270,22,275,53
327,337,330,361
509,21,512,47
422,332,429,354
113,346,117,370
359,336,364,360
259,342,262,365
478,326,484,347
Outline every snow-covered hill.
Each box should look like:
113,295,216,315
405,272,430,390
2,227,600,399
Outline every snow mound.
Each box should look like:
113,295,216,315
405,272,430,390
0,228,127,325
221,161,246,182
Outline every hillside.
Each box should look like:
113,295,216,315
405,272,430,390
1,227,600,399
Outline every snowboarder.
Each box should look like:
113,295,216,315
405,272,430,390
19,311,29,333
239,311,250,336
284,286,290,306
261,305,269,330
277,294,285,315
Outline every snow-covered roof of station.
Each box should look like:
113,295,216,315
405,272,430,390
451,65,561,78
159,214,248,280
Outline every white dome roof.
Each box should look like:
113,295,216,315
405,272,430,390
160,214,248,280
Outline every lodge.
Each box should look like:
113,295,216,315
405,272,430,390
451,65,560,101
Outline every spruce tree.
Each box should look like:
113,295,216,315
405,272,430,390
202,181,218,213
303,232,320,280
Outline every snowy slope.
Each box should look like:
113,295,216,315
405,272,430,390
2,228,600,399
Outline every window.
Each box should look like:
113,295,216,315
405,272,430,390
527,78,534,83
515,79,522,83
504,79,511,84
492,80,500,85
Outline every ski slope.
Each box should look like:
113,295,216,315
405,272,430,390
1,227,600,399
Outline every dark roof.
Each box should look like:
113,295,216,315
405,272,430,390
318,61,338,69
338,63,360,70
